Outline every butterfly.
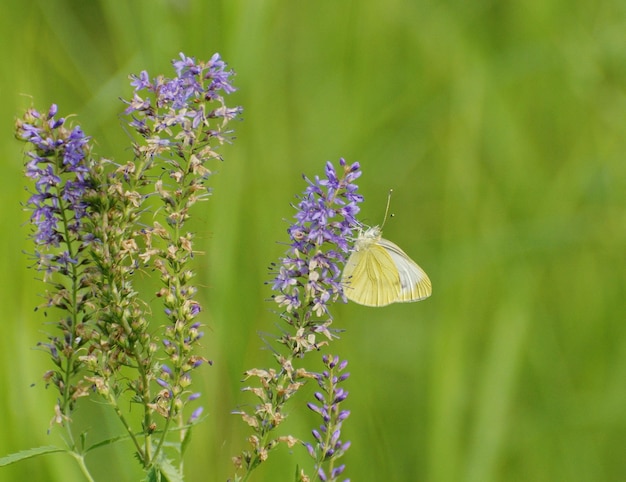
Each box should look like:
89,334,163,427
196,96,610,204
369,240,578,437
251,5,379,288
341,225,432,307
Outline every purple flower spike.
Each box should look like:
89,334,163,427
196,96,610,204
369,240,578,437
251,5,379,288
17,105,94,272
271,159,362,323
233,160,361,480
306,354,351,481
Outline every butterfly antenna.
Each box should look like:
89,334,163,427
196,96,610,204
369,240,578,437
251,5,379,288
381,189,393,229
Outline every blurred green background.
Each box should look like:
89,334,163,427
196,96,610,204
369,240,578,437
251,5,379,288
1,0,625,481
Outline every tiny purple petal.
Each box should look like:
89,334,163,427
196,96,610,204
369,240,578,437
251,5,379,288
331,465,346,478
47,104,58,119
304,442,315,458
338,372,350,382
334,388,348,403
312,429,323,443
189,406,203,422
317,467,327,482
156,378,169,388
307,402,322,415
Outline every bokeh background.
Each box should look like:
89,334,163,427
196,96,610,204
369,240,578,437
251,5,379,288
1,0,625,481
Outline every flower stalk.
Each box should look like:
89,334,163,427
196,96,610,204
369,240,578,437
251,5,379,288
232,159,361,481
16,52,241,479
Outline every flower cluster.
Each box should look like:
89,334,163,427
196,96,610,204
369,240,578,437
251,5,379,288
272,158,362,326
16,104,95,420
305,355,351,482
118,52,242,429
232,159,361,481
16,104,92,272
124,52,241,161
16,52,241,480
16,51,361,482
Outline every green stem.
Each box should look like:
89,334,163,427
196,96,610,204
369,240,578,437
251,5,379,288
53,158,83,449
113,308,153,466
150,403,173,466
107,391,145,458
70,451,96,482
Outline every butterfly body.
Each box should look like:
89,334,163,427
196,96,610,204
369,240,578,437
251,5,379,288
342,226,432,307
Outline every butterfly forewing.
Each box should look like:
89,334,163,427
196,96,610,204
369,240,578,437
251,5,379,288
342,245,404,306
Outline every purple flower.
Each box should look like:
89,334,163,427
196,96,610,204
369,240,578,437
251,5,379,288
130,70,151,91
156,378,170,389
17,105,93,253
306,354,351,481
123,52,242,149
189,302,201,317
271,159,362,319
318,467,328,481
188,406,204,423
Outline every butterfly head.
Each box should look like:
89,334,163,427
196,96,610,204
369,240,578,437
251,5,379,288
354,225,382,250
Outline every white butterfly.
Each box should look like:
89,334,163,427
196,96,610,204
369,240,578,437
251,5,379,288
342,225,432,307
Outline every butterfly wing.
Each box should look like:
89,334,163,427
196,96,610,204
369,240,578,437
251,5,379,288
342,244,405,307
377,237,432,302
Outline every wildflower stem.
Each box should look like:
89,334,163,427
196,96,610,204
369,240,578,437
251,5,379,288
116,313,154,465
52,157,83,437
69,452,96,482
150,404,173,467
105,390,146,461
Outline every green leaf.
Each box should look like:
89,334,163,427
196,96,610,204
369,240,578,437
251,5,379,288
158,457,183,482
180,427,192,457
145,466,159,482
84,433,131,453
0,446,66,466
79,430,88,451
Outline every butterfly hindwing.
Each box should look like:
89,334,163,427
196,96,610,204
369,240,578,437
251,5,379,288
377,238,432,302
